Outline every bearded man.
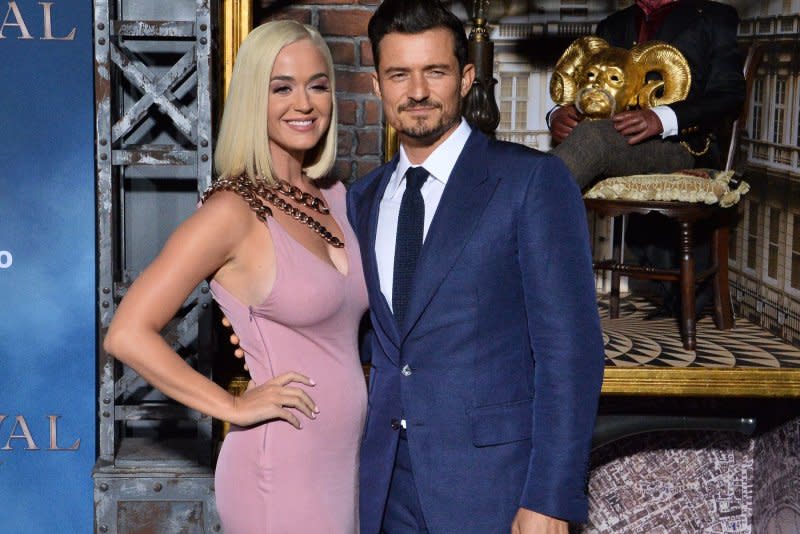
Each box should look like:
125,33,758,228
549,0,745,188
349,1,605,532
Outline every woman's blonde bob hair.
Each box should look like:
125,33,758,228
214,21,337,184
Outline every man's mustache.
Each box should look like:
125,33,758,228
398,99,442,112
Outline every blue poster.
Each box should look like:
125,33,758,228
0,1,95,532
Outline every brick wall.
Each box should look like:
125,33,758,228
257,1,383,183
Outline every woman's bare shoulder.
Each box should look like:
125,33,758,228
197,190,260,231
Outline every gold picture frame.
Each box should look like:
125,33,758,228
384,125,399,162
602,367,800,397
222,2,800,400
385,145,800,398
221,0,252,98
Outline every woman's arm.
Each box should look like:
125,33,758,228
104,192,317,427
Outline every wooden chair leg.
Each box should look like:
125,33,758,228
679,221,696,351
610,215,623,319
712,225,735,330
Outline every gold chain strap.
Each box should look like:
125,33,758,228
203,175,344,248
273,178,330,215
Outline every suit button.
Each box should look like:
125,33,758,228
391,419,402,430
401,364,412,377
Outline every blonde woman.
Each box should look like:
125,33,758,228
105,21,367,533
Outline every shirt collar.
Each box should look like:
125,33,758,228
635,0,678,17
386,119,472,199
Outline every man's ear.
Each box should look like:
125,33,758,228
460,63,476,97
371,71,382,98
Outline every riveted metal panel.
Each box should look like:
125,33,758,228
94,470,220,533
93,0,218,529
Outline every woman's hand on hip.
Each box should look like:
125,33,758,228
229,371,318,428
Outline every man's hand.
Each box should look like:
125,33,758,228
511,508,568,534
612,108,663,145
549,104,583,144
221,316,247,370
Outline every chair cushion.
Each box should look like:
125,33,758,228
583,169,750,208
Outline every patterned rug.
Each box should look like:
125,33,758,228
600,297,800,369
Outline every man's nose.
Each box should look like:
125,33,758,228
407,72,430,100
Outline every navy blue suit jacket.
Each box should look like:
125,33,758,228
347,129,605,533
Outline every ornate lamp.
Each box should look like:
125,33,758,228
463,0,501,134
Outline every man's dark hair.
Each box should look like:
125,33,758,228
368,0,469,71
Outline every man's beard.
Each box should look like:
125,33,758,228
396,96,461,142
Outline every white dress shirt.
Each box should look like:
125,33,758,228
650,105,678,138
376,119,472,310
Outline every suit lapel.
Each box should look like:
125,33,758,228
400,131,498,340
359,158,402,352
653,1,699,44
621,7,639,47
617,2,698,47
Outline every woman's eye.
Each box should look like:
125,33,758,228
272,85,291,94
311,83,330,92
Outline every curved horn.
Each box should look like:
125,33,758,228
630,41,691,108
550,36,609,106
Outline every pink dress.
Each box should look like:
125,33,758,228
212,181,368,533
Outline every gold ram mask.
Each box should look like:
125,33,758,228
550,36,691,119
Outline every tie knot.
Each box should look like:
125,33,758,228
404,166,428,192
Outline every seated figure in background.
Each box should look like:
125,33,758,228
548,0,746,318
549,0,745,189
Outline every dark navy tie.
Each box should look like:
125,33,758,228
392,166,428,327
